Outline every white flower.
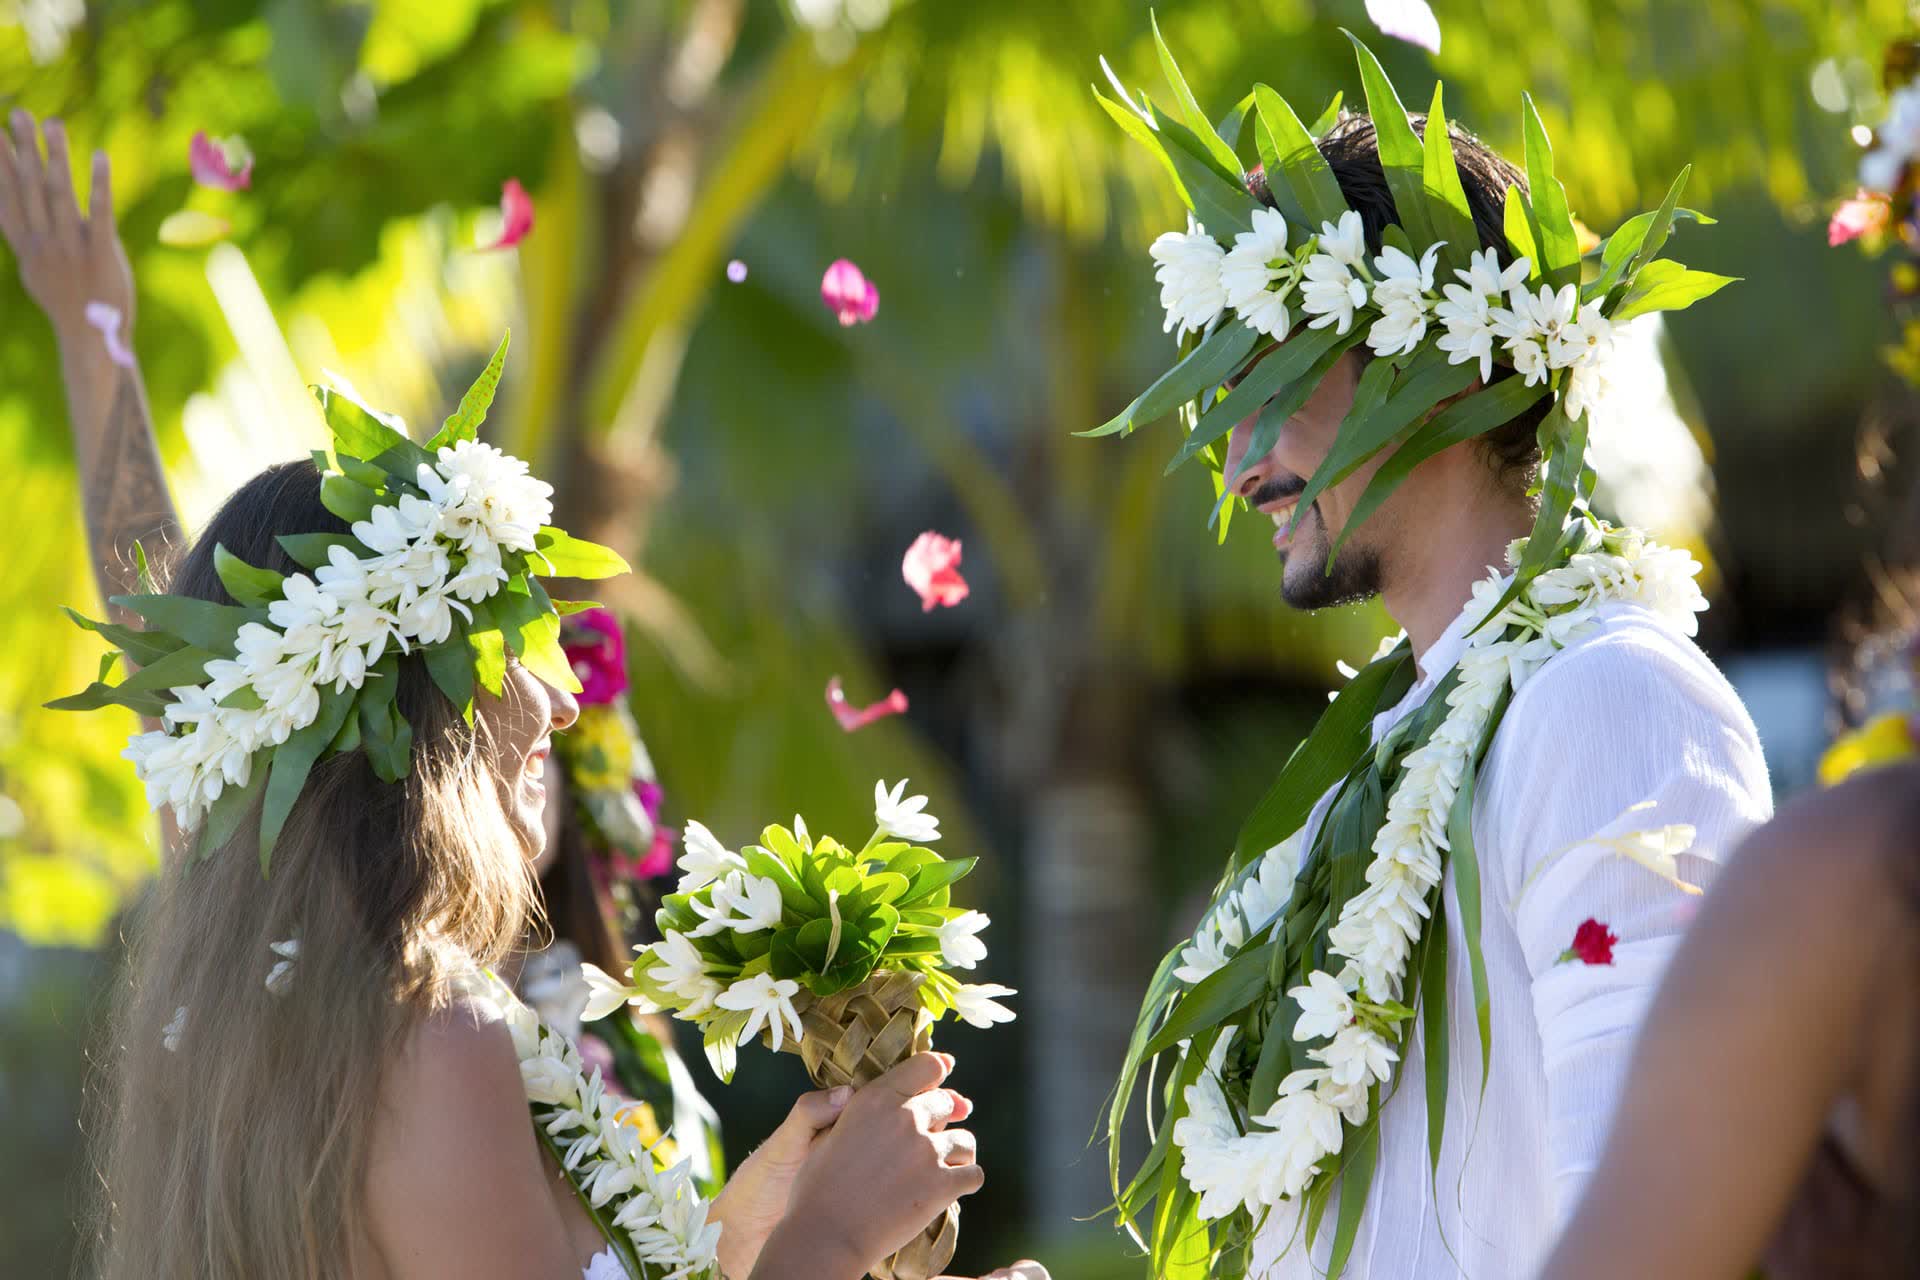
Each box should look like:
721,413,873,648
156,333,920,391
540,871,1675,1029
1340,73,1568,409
1249,1079,1343,1202
1174,1074,1261,1220
1549,304,1615,370
936,910,990,970
265,937,300,997
1173,906,1245,985
1509,337,1549,386
1434,249,1529,381
522,1053,581,1107
1287,970,1356,1042
1235,840,1297,934
1460,246,1533,300
1220,207,1299,338
1492,280,1578,349
351,496,438,559
1316,210,1368,268
687,870,785,937
580,962,650,1022
951,982,1018,1028
1309,1023,1398,1088
426,440,555,555
1299,251,1370,335
646,931,724,1018
1149,221,1229,339
715,972,805,1052
675,820,745,892
162,1005,187,1053
874,778,941,843
1563,358,1611,423
266,573,338,633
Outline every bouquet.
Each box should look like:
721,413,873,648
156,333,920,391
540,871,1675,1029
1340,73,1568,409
583,779,1015,1280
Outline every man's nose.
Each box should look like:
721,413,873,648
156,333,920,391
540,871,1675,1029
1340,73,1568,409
1224,412,1276,500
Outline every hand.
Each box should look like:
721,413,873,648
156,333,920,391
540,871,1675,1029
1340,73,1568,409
711,1085,855,1280
749,1052,982,1280
937,1263,1049,1280
0,109,134,338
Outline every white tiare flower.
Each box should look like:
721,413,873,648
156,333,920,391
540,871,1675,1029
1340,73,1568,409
715,972,805,1052
873,778,940,843
687,870,785,937
952,982,1018,1028
1309,1023,1398,1089
1173,905,1246,985
1149,220,1229,339
1287,969,1357,1043
266,573,339,633
351,495,439,559
676,820,745,892
1435,249,1530,381
645,931,725,1018
429,439,555,555
1316,210,1368,268
1562,359,1612,423
1509,336,1549,386
936,910,990,970
1299,250,1371,335
579,962,649,1022
1549,304,1615,371
1492,279,1578,354
1367,243,1443,344
265,937,300,997
1248,1077,1343,1202
522,1052,583,1107
1174,1074,1261,1221
1235,838,1298,933
1220,207,1300,339
161,1005,187,1053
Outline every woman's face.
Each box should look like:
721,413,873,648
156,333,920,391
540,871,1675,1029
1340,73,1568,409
475,661,580,863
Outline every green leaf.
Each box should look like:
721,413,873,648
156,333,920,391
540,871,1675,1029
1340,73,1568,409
896,855,976,909
1107,940,1187,1200
96,650,120,684
333,453,390,490
109,594,256,657
1171,327,1355,474
1421,83,1480,274
276,533,362,571
1143,938,1273,1057
1208,330,1372,525
1232,641,1415,867
1331,376,1552,559
1095,89,1194,215
319,473,379,524
1150,13,1243,178
1502,185,1541,278
1248,990,1300,1116
430,331,510,450
1344,31,1437,249
423,634,477,721
551,598,603,616
1467,404,1591,633
1447,754,1493,1089
116,644,217,693
466,600,508,698
518,580,579,693
1625,165,1695,285
191,750,272,863
317,383,412,463
1157,112,1261,238
258,687,356,874
1609,260,1738,324
1327,1097,1381,1278
61,607,185,668
1081,321,1260,439
531,528,632,580
1520,95,1581,289
44,680,169,716
1308,91,1344,138
213,544,286,609
1252,85,1348,228
357,660,409,783
1419,894,1451,1177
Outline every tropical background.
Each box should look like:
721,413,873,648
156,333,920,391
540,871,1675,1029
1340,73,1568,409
1,0,1915,1274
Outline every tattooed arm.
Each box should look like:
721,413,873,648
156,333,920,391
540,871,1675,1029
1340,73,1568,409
0,109,181,631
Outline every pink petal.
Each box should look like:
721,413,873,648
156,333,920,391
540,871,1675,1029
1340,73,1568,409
827,676,909,732
188,131,253,192
901,531,969,612
1829,190,1891,247
484,178,535,251
820,258,879,326
83,301,135,369
634,827,677,879
1365,0,1441,54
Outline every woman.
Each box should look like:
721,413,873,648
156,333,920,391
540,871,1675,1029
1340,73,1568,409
1539,695,1920,1276
2,112,1026,1279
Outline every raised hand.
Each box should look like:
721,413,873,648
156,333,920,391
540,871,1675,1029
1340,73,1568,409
0,109,134,337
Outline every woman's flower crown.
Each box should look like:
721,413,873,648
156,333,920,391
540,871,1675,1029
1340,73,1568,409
50,334,629,870
1084,23,1735,601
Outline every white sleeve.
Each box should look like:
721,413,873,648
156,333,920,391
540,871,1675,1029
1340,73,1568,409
1476,614,1771,1222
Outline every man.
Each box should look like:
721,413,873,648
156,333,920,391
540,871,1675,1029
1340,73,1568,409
1095,36,1771,1280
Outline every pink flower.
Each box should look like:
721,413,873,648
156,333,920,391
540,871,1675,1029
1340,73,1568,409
560,607,629,706
634,827,677,879
636,780,664,822
484,178,535,251
827,676,908,732
1561,918,1618,966
1365,0,1441,54
1829,190,1892,247
902,531,969,612
188,131,253,191
820,258,879,326
84,302,134,369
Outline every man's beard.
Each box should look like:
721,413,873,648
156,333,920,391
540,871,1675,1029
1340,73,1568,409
1279,502,1384,610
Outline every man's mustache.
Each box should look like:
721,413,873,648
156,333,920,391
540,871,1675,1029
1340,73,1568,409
1248,476,1306,509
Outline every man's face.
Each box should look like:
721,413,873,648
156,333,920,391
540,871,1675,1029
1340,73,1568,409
1222,351,1389,609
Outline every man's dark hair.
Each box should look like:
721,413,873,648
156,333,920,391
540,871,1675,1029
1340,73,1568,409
1249,112,1548,489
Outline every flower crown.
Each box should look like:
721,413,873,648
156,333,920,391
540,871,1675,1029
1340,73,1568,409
50,334,630,871
1085,23,1735,610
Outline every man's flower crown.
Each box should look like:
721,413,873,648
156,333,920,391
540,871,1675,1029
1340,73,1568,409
1084,22,1735,606
50,334,629,871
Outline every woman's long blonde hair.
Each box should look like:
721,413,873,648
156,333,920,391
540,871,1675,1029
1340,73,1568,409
86,461,537,1279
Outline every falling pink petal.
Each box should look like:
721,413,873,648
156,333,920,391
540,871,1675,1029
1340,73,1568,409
1829,189,1891,247
827,676,909,732
902,531,969,612
1365,0,1441,54
83,301,134,369
820,257,879,326
484,178,535,251
726,259,749,283
188,131,253,192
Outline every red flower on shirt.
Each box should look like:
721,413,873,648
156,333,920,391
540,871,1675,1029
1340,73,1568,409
1563,918,1618,966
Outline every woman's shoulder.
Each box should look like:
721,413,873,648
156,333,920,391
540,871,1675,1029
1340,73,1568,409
385,993,526,1120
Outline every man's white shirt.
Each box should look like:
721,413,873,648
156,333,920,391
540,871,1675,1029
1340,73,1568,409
1249,597,1771,1278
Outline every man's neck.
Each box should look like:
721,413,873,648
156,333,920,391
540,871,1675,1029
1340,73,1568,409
1381,494,1532,673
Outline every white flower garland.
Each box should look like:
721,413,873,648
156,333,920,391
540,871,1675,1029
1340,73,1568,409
1171,525,1706,1220
1147,211,1620,420
460,967,724,1280
123,430,554,833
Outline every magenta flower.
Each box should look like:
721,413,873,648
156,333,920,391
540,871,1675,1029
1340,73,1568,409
827,676,908,732
560,607,629,707
820,258,879,326
189,131,253,191
902,531,970,612
1829,190,1892,247
634,827,677,879
484,178,535,251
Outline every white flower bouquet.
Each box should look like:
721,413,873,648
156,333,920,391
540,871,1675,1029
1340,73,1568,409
583,779,1012,1280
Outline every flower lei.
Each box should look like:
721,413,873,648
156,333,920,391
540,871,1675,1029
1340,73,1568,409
1112,520,1707,1274
460,966,723,1280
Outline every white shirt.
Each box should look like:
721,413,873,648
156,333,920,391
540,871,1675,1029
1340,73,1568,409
1251,598,1772,1279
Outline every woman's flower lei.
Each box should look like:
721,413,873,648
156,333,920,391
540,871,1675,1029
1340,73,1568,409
460,966,723,1280
50,335,630,869
1118,521,1707,1271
